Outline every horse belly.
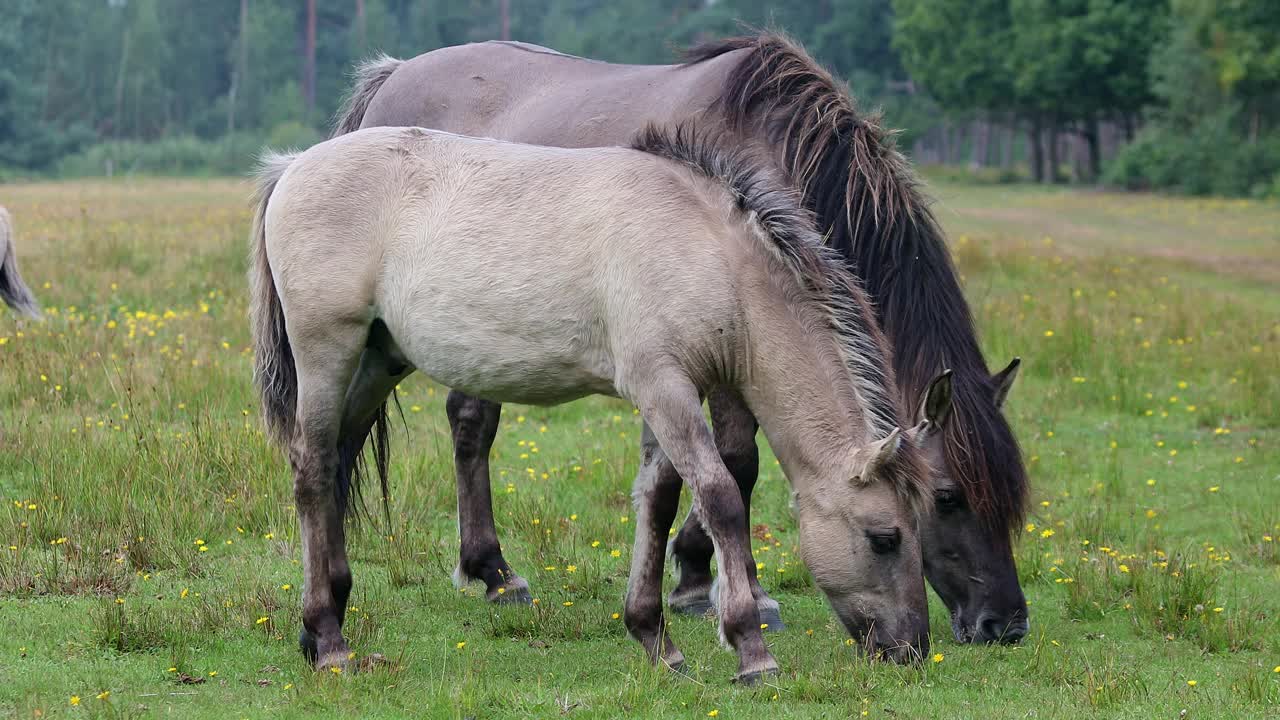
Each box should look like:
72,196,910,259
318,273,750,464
381,259,617,406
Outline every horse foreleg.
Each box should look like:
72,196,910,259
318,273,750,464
623,422,686,672
446,390,530,603
631,372,778,683
670,387,783,630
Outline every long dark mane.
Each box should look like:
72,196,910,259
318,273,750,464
632,123,928,514
684,33,1028,538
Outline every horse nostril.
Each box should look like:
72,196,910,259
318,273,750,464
979,614,1029,644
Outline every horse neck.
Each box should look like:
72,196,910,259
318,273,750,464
736,280,871,484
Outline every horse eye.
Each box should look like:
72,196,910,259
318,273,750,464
866,528,901,554
935,488,962,512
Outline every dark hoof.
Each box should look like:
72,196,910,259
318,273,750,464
733,668,780,686
757,605,785,633
491,585,533,605
299,629,318,665
669,597,714,617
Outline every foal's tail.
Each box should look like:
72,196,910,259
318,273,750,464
0,208,41,318
249,151,393,523
250,152,301,447
332,54,403,137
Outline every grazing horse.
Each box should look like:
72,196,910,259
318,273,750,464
0,207,40,318
250,125,940,678
335,32,1030,644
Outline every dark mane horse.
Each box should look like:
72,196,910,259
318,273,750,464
333,31,1030,644
684,34,1028,539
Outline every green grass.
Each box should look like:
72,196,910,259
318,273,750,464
1,178,1278,718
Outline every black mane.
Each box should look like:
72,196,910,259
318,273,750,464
685,32,1029,538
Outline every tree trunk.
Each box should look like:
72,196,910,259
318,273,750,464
113,26,133,138
1028,117,1044,183
1045,122,1059,184
971,118,990,168
355,0,366,54
41,17,55,120
228,0,249,134
1083,117,1100,183
303,0,316,113
1099,120,1116,165
940,120,951,166
1000,122,1013,169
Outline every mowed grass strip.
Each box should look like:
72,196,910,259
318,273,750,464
0,178,1277,719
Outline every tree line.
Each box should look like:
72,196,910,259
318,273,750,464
1,0,1277,196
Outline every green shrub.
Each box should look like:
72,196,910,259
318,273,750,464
265,121,323,151
1105,112,1280,197
55,133,271,177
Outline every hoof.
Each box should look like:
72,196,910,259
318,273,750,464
669,595,714,618
316,654,352,674
486,579,532,602
298,629,318,665
733,667,780,686
660,649,689,677
757,605,785,633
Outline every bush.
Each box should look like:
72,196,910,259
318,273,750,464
1105,112,1280,197
265,121,323,151
55,133,269,177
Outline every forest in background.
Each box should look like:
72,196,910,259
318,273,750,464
1,0,1277,196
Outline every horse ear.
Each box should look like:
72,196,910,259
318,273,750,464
851,427,902,484
991,357,1021,409
911,369,953,438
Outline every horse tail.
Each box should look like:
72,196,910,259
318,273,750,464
336,373,395,525
0,208,40,318
249,151,300,447
332,54,403,137
250,150,394,523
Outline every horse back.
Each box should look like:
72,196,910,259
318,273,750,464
361,41,746,148
269,127,752,400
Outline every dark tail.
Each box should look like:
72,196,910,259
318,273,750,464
336,384,395,525
0,208,41,318
249,151,393,523
328,53,404,522
250,152,301,447
332,54,403,137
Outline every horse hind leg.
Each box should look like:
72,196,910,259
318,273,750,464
624,422,686,673
671,387,783,630
327,323,414,631
667,499,715,618
447,391,531,603
288,317,369,671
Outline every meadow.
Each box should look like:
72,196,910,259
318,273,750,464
0,177,1277,718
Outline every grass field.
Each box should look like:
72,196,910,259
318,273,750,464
1,177,1277,718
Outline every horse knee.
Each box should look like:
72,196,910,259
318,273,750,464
698,484,748,536
290,452,336,508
